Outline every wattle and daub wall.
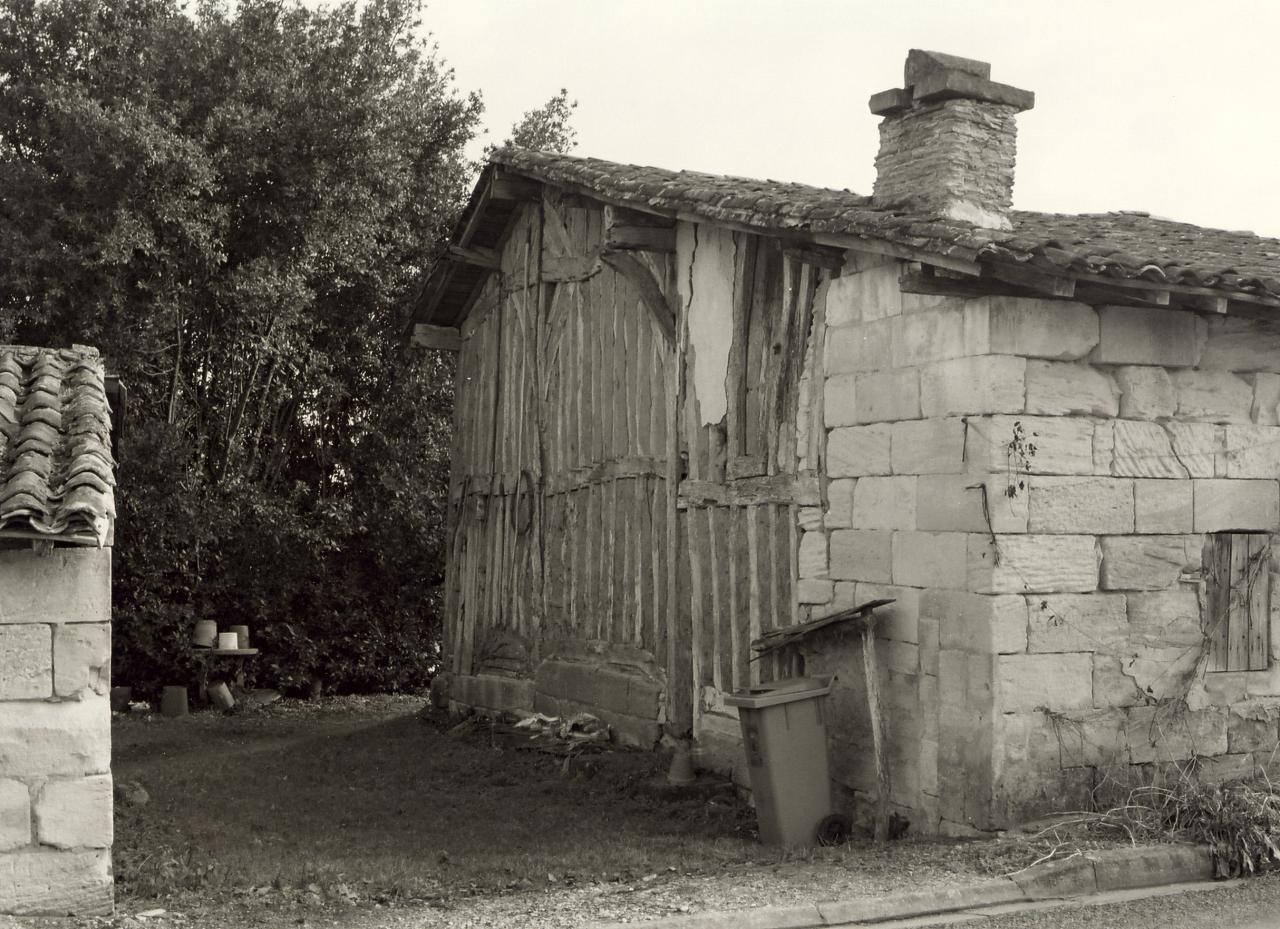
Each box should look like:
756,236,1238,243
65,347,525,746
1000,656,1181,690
800,255,1280,835
0,548,113,915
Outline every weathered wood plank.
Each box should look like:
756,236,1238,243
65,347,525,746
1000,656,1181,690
862,625,891,844
1229,534,1252,671
746,505,763,686
678,472,822,508
1249,535,1271,671
727,234,757,458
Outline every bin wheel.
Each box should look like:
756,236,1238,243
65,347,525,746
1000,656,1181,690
816,813,853,846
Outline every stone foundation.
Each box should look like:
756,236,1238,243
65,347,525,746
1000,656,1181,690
0,547,113,916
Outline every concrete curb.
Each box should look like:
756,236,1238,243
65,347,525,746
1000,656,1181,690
591,844,1213,929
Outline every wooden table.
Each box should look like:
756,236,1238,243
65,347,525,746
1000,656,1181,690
193,647,260,699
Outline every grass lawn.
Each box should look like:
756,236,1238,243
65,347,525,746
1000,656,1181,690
113,696,755,907
110,695,1111,928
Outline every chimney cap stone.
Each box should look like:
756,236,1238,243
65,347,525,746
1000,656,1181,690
869,49,1034,116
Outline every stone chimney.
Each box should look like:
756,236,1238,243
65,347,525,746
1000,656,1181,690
869,50,1034,230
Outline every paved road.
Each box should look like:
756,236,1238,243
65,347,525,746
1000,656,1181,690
870,872,1280,929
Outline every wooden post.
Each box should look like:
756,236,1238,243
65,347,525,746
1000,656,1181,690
861,623,890,843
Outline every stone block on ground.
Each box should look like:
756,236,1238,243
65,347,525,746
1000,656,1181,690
0,848,112,916
1090,845,1212,891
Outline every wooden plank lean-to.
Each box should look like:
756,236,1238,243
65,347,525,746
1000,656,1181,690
862,622,891,844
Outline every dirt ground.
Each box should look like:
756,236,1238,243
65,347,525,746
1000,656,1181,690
62,695,1117,928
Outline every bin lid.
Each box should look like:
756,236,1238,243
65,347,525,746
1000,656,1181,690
723,675,834,709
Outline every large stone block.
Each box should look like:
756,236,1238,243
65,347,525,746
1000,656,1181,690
796,578,834,604
894,305,986,367
973,296,1099,360
1100,535,1199,591
1111,420,1190,479
916,473,1028,533
1199,316,1280,373
1127,589,1203,649
1171,369,1254,424
929,589,1028,655
1093,305,1206,367
892,531,966,589
0,848,112,916
34,775,112,849
1024,360,1119,417
919,356,1026,417
1028,475,1135,534
826,478,855,527
797,530,829,579
852,476,916,530
1134,480,1193,533
964,414,1094,475
825,262,901,326
826,424,891,477
0,778,29,851
1249,373,1280,425
0,625,52,700
1193,479,1280,532
853,368,921,424
824,373,858,428
968,534,1100,594
825,318,898,374
53,624,111,699
1026,593,1128,653
891,417,966,474
1228,712,1279,753
995,653,1093,713
1166,422,1225,478
1093,654,1145,708
1115,365,1176,421
829,529,892,582
1224,425,1280,479
0,549,111,625
1123,705,1227,763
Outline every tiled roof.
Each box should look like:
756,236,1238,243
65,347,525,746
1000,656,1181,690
0,346,115,547
492,148,1280,303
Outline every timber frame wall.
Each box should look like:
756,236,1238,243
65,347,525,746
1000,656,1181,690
442,180,838,739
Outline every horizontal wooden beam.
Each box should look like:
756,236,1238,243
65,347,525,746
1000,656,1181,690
411,323,461,351
678,472,821,508
986,261,1076,298
542,255,599,282
605,224,677,252
783,244,846,272
447,244,500,269
490,175,541,202
603,204,675,229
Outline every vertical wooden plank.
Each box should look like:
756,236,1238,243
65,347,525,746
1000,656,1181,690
667,254,691,737
1249,534,1271,671
807,276,829,473
634,477,647,645
1229,533,1252,671
727,234,757,459
687,506,706,730
706,506,723,693
613,274,628,459
862,625,891,844
652,477,667,660
1205,534,1230,671
609,477,623,643
747,505,763,686
728,504,742,691
788,503,801,675
631,298,646,457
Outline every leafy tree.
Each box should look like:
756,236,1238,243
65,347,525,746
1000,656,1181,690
0,0,494,695
487,86,578,156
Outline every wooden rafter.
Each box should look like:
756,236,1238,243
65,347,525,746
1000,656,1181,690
448,244,500,269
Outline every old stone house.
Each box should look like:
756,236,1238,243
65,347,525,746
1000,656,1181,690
413,50,1280,835
0,346,115,915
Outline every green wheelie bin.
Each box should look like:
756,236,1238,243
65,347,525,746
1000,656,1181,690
725,676,837,847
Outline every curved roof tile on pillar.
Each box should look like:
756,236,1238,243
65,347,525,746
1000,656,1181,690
0,345,115,546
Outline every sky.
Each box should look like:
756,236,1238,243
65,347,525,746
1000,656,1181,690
417,0,1280,238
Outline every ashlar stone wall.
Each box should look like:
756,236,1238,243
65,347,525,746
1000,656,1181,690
0,548,113,916
798,253,1280,835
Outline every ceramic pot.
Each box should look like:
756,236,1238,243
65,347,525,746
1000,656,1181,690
161,686,189,718
217,632,239,650
230,625,250,649
193,619,217,648
208,681,235,711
